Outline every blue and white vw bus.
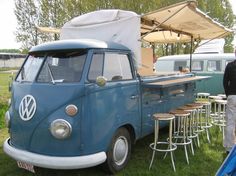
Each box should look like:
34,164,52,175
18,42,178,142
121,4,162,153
4,39,139,173
4,39,198,174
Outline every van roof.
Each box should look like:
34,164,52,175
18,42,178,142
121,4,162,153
29,39,130,53
157,53,235,61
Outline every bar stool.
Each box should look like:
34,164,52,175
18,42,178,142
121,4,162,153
169,109,192,164
186,103,204,147
213,99,227,139
217,94,227,100
178,105,198,152
197,92,210,101
149,113,177,171
209,95,222,118
195,101,212,143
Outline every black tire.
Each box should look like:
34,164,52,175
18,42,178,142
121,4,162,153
103,127,131,174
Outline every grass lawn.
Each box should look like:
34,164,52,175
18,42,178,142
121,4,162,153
0,71,227,176
0,127,227,176
0,72,12,103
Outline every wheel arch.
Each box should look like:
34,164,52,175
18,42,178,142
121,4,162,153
119,124,136,145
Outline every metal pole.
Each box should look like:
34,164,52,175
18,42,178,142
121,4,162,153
190,36,193,72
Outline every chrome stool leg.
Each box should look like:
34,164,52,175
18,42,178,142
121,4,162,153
186,103,204,148
178,106,198,155
195,101,212,143
149,113,177,171
170,110,191,164
149,120,159,170
212,100,227,140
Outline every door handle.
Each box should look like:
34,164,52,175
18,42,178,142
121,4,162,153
130,95,139,99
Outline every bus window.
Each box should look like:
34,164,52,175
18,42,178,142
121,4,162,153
207,60,221,72
192,61,204,71
174,61,187,71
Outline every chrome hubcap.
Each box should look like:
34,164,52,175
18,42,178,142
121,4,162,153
113,136,128,166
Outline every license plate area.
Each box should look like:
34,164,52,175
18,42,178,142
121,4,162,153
17,161,35,173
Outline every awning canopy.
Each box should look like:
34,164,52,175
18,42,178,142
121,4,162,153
36,0,233,44
141,0,233,43
36,26,60,34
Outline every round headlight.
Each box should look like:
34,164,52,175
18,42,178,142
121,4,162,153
50,119,72,139
5,111,10,128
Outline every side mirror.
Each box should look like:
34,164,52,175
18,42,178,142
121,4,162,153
96,76,107,87
8,72,14,92
8,82,12,92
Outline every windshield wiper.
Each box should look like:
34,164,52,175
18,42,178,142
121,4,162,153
46,63,64,84
46,62,56,84
20,67,25,81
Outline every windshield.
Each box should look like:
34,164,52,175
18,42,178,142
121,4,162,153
16,51,87,83
16,55,44,82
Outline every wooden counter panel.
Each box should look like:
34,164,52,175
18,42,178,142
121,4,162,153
143,76,210,88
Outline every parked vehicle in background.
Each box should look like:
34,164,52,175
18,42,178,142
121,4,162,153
155,53,235,95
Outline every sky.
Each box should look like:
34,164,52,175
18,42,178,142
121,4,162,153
229,0,236,46
0,0,20,49
0,0,235,49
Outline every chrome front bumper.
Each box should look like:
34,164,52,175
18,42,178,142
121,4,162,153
3,138,107,169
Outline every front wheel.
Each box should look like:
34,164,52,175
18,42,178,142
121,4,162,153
103,127,131,174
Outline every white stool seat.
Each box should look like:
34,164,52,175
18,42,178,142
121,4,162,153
217,94,227,100
197,92,210,101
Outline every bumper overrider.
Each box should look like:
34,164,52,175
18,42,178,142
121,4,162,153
3,138,107,169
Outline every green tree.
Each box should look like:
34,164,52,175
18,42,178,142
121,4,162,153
39,0,68,41
14,0,39,50
156,0,235,55
14,0,235,53
199,0,235,52
0,49,21,53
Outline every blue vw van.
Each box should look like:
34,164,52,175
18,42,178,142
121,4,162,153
4,39,199,173
155,53,235,95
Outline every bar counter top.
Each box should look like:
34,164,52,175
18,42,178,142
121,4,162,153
143,76,210,88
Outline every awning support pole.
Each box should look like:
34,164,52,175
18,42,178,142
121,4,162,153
190,36,193,72
197,31,230,47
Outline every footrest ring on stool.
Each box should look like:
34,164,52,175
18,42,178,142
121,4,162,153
150,142,177,152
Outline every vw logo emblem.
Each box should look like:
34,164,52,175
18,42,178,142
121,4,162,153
19,95,37,121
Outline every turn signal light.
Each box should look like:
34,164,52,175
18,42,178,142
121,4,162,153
65,104,78,117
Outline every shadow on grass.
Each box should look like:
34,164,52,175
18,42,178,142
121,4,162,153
35,166,107,176
121,126,225,176
1,127,226,176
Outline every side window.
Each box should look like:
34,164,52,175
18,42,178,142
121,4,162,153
88,52,133,82
207,60,221,71
192,61,204,71
88,53,104,80
174,61,187,71
104,53,133,81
